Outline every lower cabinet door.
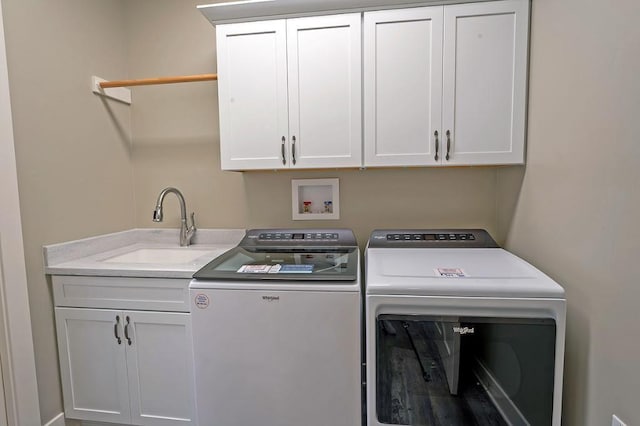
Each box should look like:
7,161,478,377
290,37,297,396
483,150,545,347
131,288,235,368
125,311,196,425
55,307,131,423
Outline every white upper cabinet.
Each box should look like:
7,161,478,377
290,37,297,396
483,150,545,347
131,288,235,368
364,7,443,166
215,0,529,170
217,20,289,170
364,0,529,167
217,14,362,170
442,0,528,165
287,14,362,169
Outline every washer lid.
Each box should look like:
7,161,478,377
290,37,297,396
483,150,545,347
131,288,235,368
193,246,358,281
365,248,565,298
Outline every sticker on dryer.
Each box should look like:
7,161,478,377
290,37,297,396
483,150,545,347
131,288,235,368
194,293,210,309
435,268,468,278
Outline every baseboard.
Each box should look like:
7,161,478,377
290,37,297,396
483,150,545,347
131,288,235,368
473,359,530,426
43,412,65,426
42,413,129,426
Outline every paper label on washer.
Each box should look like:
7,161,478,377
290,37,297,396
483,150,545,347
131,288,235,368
194,293,210,309
278,264,314,273
238,264,273,273
435,268,467,278
237,264,314,274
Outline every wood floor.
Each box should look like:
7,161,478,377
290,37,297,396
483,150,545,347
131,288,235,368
376,320,508,426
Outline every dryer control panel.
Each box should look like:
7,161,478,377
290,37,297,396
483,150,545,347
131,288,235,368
368,229,499,248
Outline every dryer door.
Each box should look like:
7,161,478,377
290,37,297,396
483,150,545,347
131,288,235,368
375,315,556,426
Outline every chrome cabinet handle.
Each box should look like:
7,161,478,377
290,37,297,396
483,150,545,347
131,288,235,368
292,136,297,165
434,130,439,161
114,315,121,345
446,130,451,161
124,316,132,346
281,136,286,165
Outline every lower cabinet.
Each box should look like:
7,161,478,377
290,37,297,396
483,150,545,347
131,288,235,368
55,307,195,425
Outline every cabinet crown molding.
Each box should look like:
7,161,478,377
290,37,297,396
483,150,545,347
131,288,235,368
198,0,494,25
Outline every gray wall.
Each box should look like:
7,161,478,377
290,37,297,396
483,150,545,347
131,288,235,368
1,0,133,422
126,0,500,247
498,0,640,425
2,0,639,425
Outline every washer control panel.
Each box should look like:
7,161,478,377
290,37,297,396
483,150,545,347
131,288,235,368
258,232,340,241
369,229,498,248
241,228,357,248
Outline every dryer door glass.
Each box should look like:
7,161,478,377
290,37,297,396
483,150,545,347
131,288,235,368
376,315,556,425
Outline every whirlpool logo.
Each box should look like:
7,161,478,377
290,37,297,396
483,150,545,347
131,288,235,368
453,326,475,335
262,295,280,302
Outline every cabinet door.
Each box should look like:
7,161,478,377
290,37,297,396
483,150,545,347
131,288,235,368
55,308,130,423
287,14,362,168
217,20,289,170
125,311,196,425
442,0,529,165
364,7,443,167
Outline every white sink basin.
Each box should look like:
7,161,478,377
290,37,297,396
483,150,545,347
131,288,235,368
104,248,215,264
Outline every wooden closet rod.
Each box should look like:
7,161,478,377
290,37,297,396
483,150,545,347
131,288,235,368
99,73,218,89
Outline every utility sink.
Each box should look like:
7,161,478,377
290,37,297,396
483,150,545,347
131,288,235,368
103,248,216,264
43,228,246,278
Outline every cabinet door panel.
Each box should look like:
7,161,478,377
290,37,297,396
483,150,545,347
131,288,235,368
287,14,362,168
217,20,289,170
126,311,195,425
442,0,528,165
364,7,443,166
55,308,130,423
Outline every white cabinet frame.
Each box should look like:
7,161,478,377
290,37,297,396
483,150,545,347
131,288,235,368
53,276,197,426
56,307,196,425
364,7,443,166
217,20,289,170
126,311,195,426
217,14,362,170
364,0,529,167
55,308,131,424
442,0,528,165
287,14,362,169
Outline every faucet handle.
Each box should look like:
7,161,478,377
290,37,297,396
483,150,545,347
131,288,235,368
189,212,197,232
184,212,197,246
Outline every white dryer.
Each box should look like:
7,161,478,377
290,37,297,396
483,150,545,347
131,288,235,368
365,230,565,426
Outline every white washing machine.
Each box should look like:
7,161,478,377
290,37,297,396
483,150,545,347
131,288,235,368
365,229,566,426
190,229,362,426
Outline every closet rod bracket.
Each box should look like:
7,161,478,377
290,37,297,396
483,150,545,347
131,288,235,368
92,76,132,105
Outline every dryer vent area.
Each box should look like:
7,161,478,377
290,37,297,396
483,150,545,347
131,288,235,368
375,315,557,426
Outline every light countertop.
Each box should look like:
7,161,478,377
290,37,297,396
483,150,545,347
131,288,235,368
43,228,246,278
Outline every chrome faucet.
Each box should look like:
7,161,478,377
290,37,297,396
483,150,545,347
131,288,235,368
152,187,196,247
